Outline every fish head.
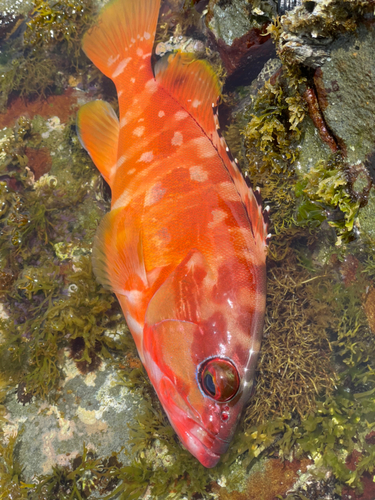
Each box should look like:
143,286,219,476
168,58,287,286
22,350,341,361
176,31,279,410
143,319,258,467
143,249,265,467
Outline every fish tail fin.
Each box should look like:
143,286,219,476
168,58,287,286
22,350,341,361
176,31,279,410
82,0,160,82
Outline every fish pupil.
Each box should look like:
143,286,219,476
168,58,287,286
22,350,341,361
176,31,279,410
204,372,216,396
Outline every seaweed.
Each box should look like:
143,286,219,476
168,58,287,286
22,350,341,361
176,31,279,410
0,115,127,399
0,0,96,111
0,431,27,500
296,154,361,244
24,0,95,60
243,69,306,176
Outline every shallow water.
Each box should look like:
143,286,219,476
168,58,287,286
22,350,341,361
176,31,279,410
0,0,375,499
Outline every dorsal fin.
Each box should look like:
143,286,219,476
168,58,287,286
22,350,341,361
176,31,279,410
76,100,119,185
92,207,147,295
155,51,268,253
212,106,269,254
155,52,221,142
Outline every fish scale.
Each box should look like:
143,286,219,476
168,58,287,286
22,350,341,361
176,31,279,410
77,0,268,468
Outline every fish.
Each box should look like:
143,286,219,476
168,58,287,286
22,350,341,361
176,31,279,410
77,0,268,468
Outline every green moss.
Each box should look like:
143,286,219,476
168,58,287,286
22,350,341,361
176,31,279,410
0,428,26,499
296,154,360,244
24,0,95,59
0,52,57,110
0,0,96,111
0,115,127,399
243,75,306,175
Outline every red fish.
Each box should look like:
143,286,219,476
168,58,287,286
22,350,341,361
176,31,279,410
77,0,268,468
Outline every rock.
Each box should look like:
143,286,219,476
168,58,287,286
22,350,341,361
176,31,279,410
313,24,375,164
206,0,277,88
4,354,142,482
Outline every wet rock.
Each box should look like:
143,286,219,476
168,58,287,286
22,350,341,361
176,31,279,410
278,0,303,15
277,1,375,167
207,0,277,88
312,24,375,164
208,0,257,47
4,354,142,482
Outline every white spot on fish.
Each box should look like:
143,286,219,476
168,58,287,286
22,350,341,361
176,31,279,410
118,90,123,97
208,209,227,228
192,99,201,108
158,110,165,118
125,314,143,338
136,47,143,57
156,227,171,245
107,54,120,66
171,131,183,146
145,182,166,206
124,289,143,306
131,37,136,43
137,151,154,163
189,165,208,182
111,189,130,209
191,137,216,158
144,31,151,40
120,117,128,128
130,77,135,83
112,57,132,77
219,181,240,201
175,110,189,121
128,168,136,175
133,126,145,137
138,118,144,122
117,155,127,167
145,78,158,93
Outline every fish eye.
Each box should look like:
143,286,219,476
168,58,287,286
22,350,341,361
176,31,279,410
199,358,240,402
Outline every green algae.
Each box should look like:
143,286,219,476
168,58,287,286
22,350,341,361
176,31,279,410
296,154,361,244
0,115,125,399
0,0,96,111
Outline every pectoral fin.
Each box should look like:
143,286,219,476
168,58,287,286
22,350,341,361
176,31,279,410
92,207,147,294
76,100,119,186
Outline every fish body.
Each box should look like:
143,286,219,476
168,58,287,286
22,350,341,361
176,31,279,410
77,0,268,467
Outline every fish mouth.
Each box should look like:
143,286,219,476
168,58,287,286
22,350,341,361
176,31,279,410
179,417,230,468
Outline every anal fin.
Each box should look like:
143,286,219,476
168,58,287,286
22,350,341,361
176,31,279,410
77,100,119,186
92,207,148,295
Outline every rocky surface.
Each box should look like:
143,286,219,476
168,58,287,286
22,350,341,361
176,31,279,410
5,355,142,482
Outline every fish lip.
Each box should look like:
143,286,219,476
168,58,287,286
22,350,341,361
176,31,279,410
181,416,230,467
188,417,230,445
183,427,222,468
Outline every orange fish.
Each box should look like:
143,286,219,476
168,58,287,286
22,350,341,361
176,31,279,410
77,0,268,467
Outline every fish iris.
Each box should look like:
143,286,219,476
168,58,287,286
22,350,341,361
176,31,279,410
200,358,240,402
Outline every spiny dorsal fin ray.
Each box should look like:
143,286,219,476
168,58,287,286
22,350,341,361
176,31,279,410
212,107,269,254
92,207,147,294
76,100,119,185
154,52,221,142
156,51,268,253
